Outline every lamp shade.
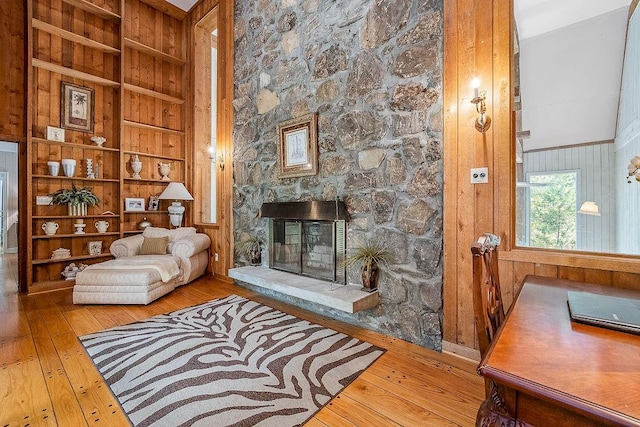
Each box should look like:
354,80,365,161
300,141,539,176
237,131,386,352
158,182,194,201
577,201,600,216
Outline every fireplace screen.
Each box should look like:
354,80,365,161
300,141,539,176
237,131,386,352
269,219,346,284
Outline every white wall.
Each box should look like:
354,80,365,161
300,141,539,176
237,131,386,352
615,7,640,255
0,141,19,253
519,7,628,151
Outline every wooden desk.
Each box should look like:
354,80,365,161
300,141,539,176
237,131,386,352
479,275,640,426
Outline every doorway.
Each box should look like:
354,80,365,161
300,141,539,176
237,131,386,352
0,141,19,293
0,142,18,255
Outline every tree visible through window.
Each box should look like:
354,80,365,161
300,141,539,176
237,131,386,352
528,172,577,250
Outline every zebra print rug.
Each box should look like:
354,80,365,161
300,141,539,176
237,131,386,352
80,295,384,427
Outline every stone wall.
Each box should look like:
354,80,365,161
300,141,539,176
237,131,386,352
232,0,444,350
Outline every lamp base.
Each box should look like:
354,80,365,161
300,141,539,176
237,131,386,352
167,202,185,228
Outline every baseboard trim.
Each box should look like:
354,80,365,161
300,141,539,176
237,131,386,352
442,340,481,362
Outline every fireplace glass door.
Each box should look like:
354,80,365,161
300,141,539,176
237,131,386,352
269,219,344,283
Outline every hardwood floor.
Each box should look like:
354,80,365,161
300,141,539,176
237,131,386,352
0,257,484,426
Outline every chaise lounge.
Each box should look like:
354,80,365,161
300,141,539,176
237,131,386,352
73,227,211,305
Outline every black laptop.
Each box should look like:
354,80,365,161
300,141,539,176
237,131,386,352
567,291,640,335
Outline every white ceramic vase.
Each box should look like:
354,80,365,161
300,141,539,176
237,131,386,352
159,162,171,181
61,159,76,177
130,155,142,179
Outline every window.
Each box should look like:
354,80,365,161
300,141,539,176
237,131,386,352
518,171,577,250
194,8,218,224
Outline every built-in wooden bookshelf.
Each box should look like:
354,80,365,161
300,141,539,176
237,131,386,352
26,0,186,294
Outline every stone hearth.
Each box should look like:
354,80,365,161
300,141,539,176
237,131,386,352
228,266,379,313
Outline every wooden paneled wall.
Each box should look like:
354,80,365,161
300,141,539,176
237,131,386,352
186,0,234,281
443,0,640,355
0,0,26,142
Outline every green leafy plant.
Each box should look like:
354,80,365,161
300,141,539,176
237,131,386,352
345,239,396,273
50,184,100,206
235,235,263,265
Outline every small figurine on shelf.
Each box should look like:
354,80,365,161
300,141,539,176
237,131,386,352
90,136,106,147
137,217,152,230
130,155,142,179
159,161,171,181
61,262,87,280
51,248,71,260
85,158,95,179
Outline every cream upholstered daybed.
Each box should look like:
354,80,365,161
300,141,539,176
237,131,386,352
73,227,211,305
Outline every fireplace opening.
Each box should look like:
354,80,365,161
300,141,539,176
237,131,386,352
260,201,348,284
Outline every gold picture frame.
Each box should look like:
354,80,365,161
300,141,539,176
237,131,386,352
61,82,95,133
277,113,318,178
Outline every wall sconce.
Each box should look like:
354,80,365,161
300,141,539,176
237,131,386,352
208,143,225,170
577,201,601,216
470,78,491,133
627,156,640,183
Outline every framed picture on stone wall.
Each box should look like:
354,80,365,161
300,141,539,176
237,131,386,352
277,113,318,178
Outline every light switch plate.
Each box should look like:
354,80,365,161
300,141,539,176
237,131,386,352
471,167,489,184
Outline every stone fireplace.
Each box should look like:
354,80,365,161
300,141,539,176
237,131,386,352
229,201,380,314
261,201,347,284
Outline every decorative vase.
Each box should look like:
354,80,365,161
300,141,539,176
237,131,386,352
85,159,94,179
137,217,152,230
361,264,379,292
250,247,261,266
159,162,171,181
61,159,76,177
68,202,88,216
47,161,60,176
90,136,106,147
41,221,59,236
130,155,142,179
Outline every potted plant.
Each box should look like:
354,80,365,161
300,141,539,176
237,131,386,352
50,184,100,216
235,234,263,266
345,239,395,292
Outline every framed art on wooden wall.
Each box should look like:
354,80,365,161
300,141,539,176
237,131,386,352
276,112,318,178
61,82,94,133
124,198,145,212
148,195,160,211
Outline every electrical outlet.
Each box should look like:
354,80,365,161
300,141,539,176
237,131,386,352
214,252,219,262
471,167,489,184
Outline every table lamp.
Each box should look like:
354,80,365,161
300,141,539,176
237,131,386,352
158,182,194,227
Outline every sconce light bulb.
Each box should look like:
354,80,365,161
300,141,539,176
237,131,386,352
471,78,481,99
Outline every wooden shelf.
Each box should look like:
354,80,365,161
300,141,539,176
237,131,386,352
32,232,120,239
122,149,184,162
124,38,184,65
33,214,120,219
28,279,76,295
62,0,121,22
32,19,120,54
123,83,184,104
123,120,184,135
33,175,120,183
31,138,120,151
27,0,188,295
123,178,171,183
124,210,168,214
32,253,113,265
32,59,120,87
